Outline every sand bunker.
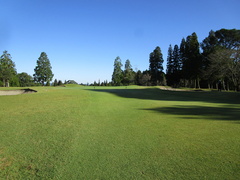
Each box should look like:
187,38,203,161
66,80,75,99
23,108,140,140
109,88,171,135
0,88,37,96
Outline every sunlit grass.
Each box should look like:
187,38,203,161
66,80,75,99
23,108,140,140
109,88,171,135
0,86,240,179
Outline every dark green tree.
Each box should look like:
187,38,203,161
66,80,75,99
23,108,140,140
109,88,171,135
171,44,182,87
201,30,219,88
0,51,17,87
215,28,240,49
182,32,202,88
166,45,174,85
149,46,164,85
10,75,20,87
53,79,58,86
135,70,142,85
58,80,63,86
123,59,134,85
18,72,34,87
166,45,174,74
112,56,123,86
201,29,240,90
33,52,54,86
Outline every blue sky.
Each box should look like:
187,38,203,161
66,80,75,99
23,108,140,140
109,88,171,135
1,0,240,84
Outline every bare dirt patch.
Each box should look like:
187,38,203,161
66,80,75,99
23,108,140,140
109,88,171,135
0,88,37,96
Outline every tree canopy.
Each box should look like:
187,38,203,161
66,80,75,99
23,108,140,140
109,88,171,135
149,46,164,85
0,51,16,87
33,52,54,85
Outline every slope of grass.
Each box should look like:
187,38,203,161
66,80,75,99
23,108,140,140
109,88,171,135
0,86,239,179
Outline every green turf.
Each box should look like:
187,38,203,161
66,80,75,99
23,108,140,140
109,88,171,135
0,86,240,179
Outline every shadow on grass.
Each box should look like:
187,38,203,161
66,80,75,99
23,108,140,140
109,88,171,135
141,105,240,122
87,88,240,105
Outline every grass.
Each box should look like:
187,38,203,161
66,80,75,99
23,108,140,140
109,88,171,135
0,86,240,179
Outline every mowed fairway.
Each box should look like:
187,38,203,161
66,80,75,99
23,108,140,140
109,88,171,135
0,86,240,179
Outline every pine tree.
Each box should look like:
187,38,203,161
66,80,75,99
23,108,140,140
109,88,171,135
58,80,63,86
149,46,164,85
182,33,202,88
172,45,181,87
53,79,58,86
166,45,174,85
112,56,123,86
123,59,134,85
0,51,17,87
34,52,54,86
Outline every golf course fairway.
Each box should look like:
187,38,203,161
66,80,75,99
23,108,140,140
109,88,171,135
0,86,239,179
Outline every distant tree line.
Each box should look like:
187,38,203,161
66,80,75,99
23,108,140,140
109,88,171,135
1,28,239,90
0,51,53,87
108,28,240,91
166,29,240,91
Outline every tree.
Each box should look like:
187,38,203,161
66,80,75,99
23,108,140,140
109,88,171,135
166,45,174,85
0,51,17,87
207,48,240,91
58,80,63,86
33,52,54,86
201,29,240,90
215,29,240,50
123,59,134,85
53,79,58,86
171,45,182,87
112,56,123,86
182,33,202,88
139,70,151,86
135,70,142,85
149,46,164,85
18,72,34,87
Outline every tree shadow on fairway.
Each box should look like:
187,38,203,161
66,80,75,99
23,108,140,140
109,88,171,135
140,105,240,122
87,88,240,105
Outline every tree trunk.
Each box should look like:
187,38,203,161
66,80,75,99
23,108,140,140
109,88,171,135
2,79,5,87
6,80,9,87
227,82,230,91
197,78,200,89
223,80,226,91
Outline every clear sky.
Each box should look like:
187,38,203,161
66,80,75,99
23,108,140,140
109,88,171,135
1,0,240,84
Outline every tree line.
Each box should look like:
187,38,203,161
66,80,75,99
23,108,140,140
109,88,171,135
110,28,240,91
0,51,54,87
1,28,239,90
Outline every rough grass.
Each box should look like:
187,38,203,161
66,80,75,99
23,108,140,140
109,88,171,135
0,86,239,179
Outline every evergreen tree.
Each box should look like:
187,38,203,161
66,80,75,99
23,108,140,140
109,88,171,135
58,80,63,86
112,56,123,86
53,79,58,86
173,45,181,72
201,30,219,88
33,52,54,86
0,51,17,87
182,33,202,88
149,46,164,85
172,45,181,87
215,29,240,49
166,45,174,74
166,45,174,85
123,59,134,85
